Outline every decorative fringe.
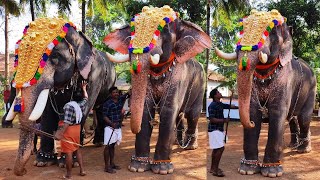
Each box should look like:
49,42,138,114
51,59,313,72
239,53,250,71
14,89,24,112
131,56,142,74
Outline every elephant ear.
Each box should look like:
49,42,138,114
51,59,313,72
103,25,131,54
76,31,95,79
279,23,293,66
174,20,211,63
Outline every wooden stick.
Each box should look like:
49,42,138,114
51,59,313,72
224,91,234,143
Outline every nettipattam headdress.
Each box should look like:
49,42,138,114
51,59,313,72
12,18,76,112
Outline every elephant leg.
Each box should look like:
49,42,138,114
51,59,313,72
151,107,177,175
34,103,58,167
175,113,185,146
288,117,299,148
239,105,261,175
128,109,153,173
183,112,199,150
261,112,286,178
296,93,314,153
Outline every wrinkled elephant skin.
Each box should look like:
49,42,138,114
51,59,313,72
7,18,116,176
216,10,316,177
104,6,211,174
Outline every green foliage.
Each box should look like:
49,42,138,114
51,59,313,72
0,75,6,111
211,12,247,90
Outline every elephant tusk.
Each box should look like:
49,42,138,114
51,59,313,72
5,98,17,121
149,54,160,65
106,52,129,63
215,47,237,60
259,51,268,64
29,89,50,121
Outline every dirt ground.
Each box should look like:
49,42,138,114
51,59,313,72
0,115,319,180
207,118,320,180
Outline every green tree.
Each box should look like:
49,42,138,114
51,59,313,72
0,0,20,85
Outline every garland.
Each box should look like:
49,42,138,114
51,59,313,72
12,21,76,88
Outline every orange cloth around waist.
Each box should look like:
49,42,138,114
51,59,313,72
61,124,81,153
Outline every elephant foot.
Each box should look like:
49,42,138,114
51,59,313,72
14,167,27,176
58,154,79,168
151,161,174,175
238,158,260,175
297,139,312,153
33,152,56,167
128,156,151,172
183,133,198,150
288,133,299,149
261,163,283,178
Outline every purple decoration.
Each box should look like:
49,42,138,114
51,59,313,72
164,17,170,23
42,53,48,61
143,47,150,53
252,45,258,51
273,20,278,26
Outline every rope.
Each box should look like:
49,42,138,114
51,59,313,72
20,124,83,147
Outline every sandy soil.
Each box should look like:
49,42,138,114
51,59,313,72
0,116,207,180
0,115,319,180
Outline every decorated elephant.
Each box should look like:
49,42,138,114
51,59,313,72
216,10,316,177
5,18,116,176
104,6,211,175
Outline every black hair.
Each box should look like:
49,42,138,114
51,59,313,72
73,88,83,102
209,88,218,99
109,86,118,93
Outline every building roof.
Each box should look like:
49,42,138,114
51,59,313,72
0,54,15,77
207,70,227,82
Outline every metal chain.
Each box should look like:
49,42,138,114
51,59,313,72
174,60,196,148
146,60,177,126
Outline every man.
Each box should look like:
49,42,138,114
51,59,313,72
55,81,88,179
103,87,130,173
208,89,238,177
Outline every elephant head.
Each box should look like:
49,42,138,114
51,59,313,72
6,18,102,175
103,5,211,134
215,10,291,128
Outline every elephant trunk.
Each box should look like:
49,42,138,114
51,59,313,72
13,86,42,175
237,51,261,128
14,128,35,176
130,54,149,134
237,71,255,128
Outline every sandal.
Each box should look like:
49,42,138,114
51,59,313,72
79,171,86,176
105,167,116,174
212,168,225,177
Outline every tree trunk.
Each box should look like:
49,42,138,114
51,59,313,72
81,0,86,33
203,0,211,113
4,9,9,85
30,0,35,21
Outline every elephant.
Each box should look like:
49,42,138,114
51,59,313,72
103,6,211,175
5,17,116,176
216,10,316,177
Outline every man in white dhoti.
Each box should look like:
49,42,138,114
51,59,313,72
208,89,238,177
103,87,130,173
